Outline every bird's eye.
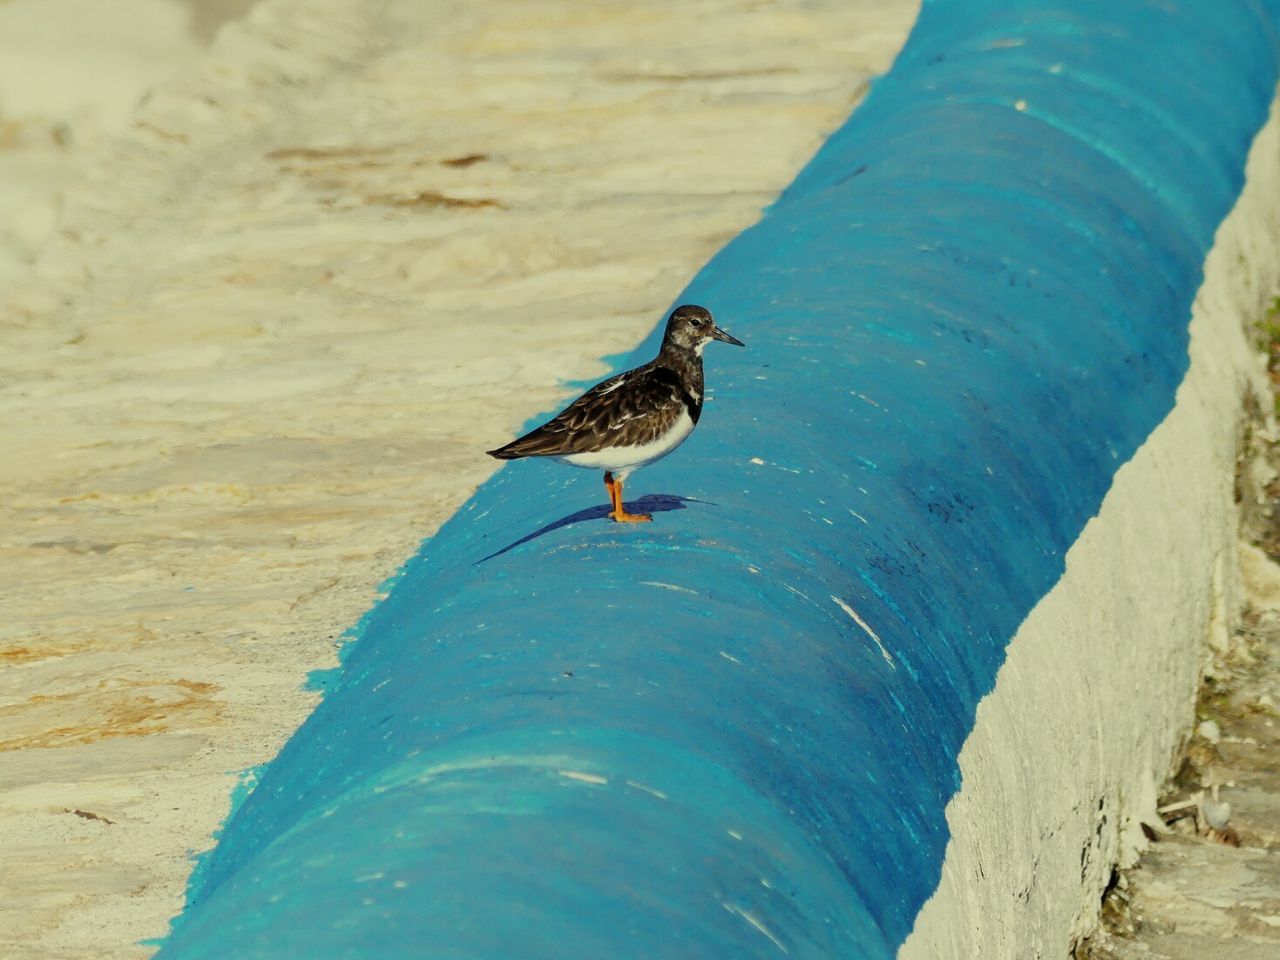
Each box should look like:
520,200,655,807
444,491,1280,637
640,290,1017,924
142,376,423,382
691,317,704,326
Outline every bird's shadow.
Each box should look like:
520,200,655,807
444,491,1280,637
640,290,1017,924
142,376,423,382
475,494,706,564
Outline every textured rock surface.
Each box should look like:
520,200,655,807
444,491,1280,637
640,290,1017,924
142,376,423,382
1075,459,1280,960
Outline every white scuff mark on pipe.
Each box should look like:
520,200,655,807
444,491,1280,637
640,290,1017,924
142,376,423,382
722,902,788,954
831,595,896,669
783,583,813,604
639,580,698,595
624,779,668,800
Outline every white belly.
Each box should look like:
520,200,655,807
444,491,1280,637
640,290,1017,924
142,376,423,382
556,410,695,478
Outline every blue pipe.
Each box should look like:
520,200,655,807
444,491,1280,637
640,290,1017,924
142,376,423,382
158,2,1280,957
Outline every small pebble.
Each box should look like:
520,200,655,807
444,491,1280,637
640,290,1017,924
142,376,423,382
1200,796,1231,831
1197,719,1221,744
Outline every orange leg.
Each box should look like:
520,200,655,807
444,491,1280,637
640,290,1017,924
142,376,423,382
603,471,652,523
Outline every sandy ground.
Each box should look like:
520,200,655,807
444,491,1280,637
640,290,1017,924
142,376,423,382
0,1,920,956
0,0,193,285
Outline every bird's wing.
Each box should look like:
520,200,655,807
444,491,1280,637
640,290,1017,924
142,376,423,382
487,363,689,458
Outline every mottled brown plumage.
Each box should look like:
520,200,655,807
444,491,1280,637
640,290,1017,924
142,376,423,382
487,304,743,522
488,353,701,458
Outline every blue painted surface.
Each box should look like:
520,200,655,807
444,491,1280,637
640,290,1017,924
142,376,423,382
158,2,1280,957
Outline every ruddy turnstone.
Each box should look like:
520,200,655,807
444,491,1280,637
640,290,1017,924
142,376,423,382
486,304,744,522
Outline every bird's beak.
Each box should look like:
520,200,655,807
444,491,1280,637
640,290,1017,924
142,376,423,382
711,325,745,347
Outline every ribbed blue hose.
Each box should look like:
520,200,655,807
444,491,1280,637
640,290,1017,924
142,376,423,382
159,2,1280,956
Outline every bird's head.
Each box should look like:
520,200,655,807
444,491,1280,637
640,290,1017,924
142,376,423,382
663,304,744,354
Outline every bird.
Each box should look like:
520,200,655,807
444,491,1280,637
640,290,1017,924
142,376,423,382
486,304,744,522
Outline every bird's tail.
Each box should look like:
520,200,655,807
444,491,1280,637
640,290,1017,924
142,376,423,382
485,443,525,460
486,424,571,459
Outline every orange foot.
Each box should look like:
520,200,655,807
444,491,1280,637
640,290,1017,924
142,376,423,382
604,471,653,523
610,508,653,524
